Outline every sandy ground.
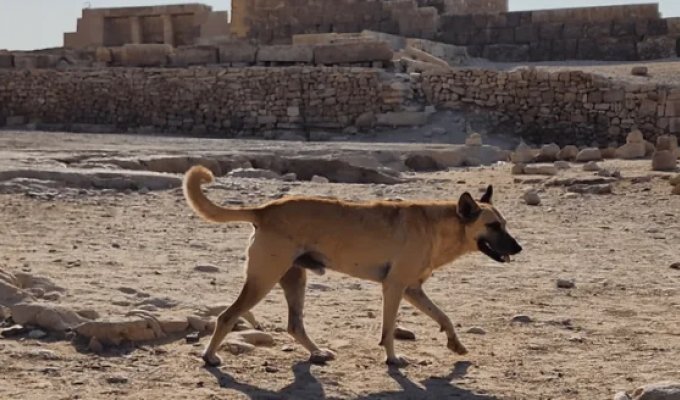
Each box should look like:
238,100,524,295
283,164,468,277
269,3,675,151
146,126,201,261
1,131,679,400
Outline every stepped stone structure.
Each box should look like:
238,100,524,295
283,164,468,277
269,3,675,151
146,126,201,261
64,4,230,48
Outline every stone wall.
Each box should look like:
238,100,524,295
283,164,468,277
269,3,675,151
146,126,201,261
1,66,679,146
64,4,230,49
417,68,680,146
230,0,441,43
439,4,680,61
0,67,404,134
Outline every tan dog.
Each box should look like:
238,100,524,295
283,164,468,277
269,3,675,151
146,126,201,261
183,165,522,367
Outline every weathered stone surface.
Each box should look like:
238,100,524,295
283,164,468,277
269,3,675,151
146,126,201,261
170,45,218,67
121,44,172,67
630,381,680,400
10,303,88,331
575,148,603,162
314,41,392,65
257,45,314,63
652,150,677,171
218,43,257,64
557,145,579,161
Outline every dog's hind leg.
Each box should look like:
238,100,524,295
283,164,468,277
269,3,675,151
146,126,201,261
279,266,336,364
404,285,468,355
202,234,294,367
379,282,408,367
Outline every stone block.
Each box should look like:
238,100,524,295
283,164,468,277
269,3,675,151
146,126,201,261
611,21,637,37
598,38,637,61
539,23,563,40
483,44,529,62
562,23,584,39
13,54,38,69
647,19,669,36
376,111,428,127
577,40,602,60
0,53,13,68
121,44,172,67
515,25,539,43
170,45,218,66
257,45,314,63
314,41,392,65
529,41,552,61
551,39,578,60
218,42,257,64
637,36,677,60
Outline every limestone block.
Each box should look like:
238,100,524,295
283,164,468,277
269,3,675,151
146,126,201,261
257,45,314,63
218,42,257,64
314,41,393,65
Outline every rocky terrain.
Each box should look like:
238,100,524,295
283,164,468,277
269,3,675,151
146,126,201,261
0,130,679,400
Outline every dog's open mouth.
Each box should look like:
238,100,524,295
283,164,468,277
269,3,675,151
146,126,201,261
477,239,511,263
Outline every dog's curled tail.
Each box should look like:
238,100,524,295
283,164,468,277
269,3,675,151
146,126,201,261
183,165,258,224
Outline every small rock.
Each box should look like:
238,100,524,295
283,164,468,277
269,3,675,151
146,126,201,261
535,143,561,162
557,145,579,161
670,175,680,186
614,391,632,400
627,129,645,143
106,375,129,384
228,168,280,180
554,161,571,170
602,146,618,159
524,165,558,176
567,183,613,195
511,141,535,164
138,187,150,195
281,344,295,352
226,340,255,355
631,381,680,400
194,264,220,273
264,365,279,373
185,332,200,344
652,150,677,171
575,148,603,163
42,292,61,301
28,329,47,339
466,327,487,335
366,310,376,318
631,66,648,76
523,190,541,206
281,172,297,182
511,163,525,175
673,185,680,196
511,314,533,324
670,263,680,270
308,283,332,291
568,334,585,343
27,349,60,360
394,327,416,341
583,161,601,172
311,175,330,184
556,278,576,289
465,132,483,146
230,330,274,347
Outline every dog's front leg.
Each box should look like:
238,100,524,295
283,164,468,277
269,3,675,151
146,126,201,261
379,282,409,367
404,285,468,355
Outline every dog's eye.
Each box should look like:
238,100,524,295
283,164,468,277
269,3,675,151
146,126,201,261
486,222,502,230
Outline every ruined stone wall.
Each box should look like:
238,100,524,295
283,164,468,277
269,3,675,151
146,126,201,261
1,67,679,146
0,67,403,134
439,4,680,61
230,0,439,43
418,68,680,146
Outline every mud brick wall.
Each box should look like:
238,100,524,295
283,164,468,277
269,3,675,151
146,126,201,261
438,4,680,62
419,68,680,146
0,67,403,134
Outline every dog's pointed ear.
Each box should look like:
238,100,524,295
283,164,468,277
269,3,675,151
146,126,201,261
457,192,481,222
480,185,493,204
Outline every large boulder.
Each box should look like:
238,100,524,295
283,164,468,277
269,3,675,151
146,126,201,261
652,150,677,171
575,148,603,163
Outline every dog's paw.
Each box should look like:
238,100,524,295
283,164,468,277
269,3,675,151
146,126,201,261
447,338,468,355
309,348,336,365
385,355,410,368
202,352,223,367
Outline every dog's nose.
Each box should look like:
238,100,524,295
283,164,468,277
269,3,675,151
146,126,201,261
512,242,523,254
